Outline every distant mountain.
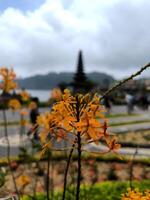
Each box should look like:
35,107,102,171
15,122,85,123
17,72,115,90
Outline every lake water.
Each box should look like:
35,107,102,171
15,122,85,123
0,89,51,102
28,89,51,102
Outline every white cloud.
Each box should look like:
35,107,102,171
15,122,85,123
0,0,150,79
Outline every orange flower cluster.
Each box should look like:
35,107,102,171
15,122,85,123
19,109,28,116
53,89,106,142
9,99,28,115
16,175,31,187
20,90,30,101
7,85,29,125
0,67,17,92
51,88,62,101
29,101,37,110
37,110,67,150
37,89,120,153
37,112,56,144
9,99,21,111
122,188,150,200
9,99,28,125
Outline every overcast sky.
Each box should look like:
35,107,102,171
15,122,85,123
0,0,150,79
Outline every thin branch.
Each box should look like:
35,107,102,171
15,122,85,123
3,109,20,199
62,142,76,200
76,132,81,200
100,62,150,100
129,147,138,189
76,96,82,200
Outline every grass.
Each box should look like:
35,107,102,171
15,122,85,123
109,119,150,127
0,152,149,166
22,180,150,200
0,117,150,127
0,111,147,127
0,121,21,126
107,113,140,118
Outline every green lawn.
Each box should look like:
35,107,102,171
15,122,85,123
109,119,150,127
22,180,150,200
107,113,139,118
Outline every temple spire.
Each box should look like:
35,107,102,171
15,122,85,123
74,50,87,83
77,50,84,73
69,51,96,93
